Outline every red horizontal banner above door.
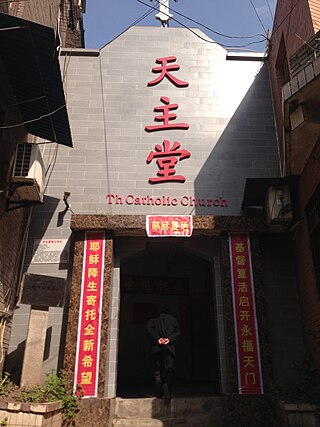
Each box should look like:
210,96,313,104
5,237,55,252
146,215,193,237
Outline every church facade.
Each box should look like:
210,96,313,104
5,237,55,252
6,25,304,399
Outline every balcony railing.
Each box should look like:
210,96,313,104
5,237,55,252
290,30,320,77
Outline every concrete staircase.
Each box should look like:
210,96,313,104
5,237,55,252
110,396,224,427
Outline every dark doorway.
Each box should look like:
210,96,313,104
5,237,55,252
117,241,219,397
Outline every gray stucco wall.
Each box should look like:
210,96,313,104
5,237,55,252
6,26,279,380
26,26,278,257
55,27,278,218
21,26,279,277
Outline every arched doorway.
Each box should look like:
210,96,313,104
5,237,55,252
116,239,220,397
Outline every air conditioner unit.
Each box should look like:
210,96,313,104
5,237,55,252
10,143,45,203
265,185,293,223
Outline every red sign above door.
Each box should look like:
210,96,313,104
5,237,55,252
146,215,193,237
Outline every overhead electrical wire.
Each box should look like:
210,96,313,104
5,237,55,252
248,0,268,36
40,12,157,192
131,8,155,26
136,0,267,50
152,0,266,40
266,0,274,22
0,0,31,3
94,7,156,204
0,25,28,31
0,104,66,129
104,7,154,46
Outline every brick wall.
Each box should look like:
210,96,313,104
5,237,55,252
268,0,320,368
294,221,320,357
9,0,60,31
9,0,84,48
0,59,31,372
59,0,85,48
268,0,316,170
309,0,320,32
294,138,320,367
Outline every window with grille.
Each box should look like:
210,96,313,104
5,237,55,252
14,143,32,177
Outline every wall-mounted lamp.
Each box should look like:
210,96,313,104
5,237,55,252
63,191,74,214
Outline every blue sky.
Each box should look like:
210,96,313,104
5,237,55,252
84,0,276,51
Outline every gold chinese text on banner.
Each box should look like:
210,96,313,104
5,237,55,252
229,233,263,394
74,231,105,397
146,215,193,237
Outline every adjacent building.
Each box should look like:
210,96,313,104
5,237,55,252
0,1,85,372
268,0,320,369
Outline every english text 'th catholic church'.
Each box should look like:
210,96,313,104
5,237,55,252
7,0,304,411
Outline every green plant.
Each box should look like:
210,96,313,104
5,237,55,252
0,371,81,422
0,417,8,427
42,372,82,422
0,372,16,398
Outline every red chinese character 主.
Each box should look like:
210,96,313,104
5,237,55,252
147,140,191,183
148,56,189,88
145,96,189,132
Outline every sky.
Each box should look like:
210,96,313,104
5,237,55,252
84,0,277,52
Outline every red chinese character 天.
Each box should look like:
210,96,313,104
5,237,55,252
145,96,189,132
235,243,245,253
147,140,191,183
148,56,189,88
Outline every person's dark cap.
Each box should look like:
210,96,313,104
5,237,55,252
159,303,168,313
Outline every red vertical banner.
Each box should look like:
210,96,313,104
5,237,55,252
74,231,105,397
229,233,263,394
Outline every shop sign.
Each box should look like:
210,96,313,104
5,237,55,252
145,56,190,184
146,215,193,237
74,231,105,397
229,233,263,394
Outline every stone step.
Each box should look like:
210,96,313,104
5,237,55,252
113,418,163,427
112,416,210,427
113,396,224,419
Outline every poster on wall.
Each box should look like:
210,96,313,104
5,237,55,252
73,231,105,397
31,239,70,264
229,233,264,394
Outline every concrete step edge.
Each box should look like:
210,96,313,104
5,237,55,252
112,416,211,426
114,396,224,418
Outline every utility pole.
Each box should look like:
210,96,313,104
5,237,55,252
151,0,178,28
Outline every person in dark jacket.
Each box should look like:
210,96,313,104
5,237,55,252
147,304,180,402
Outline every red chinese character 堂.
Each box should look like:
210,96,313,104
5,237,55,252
147,140,190,183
